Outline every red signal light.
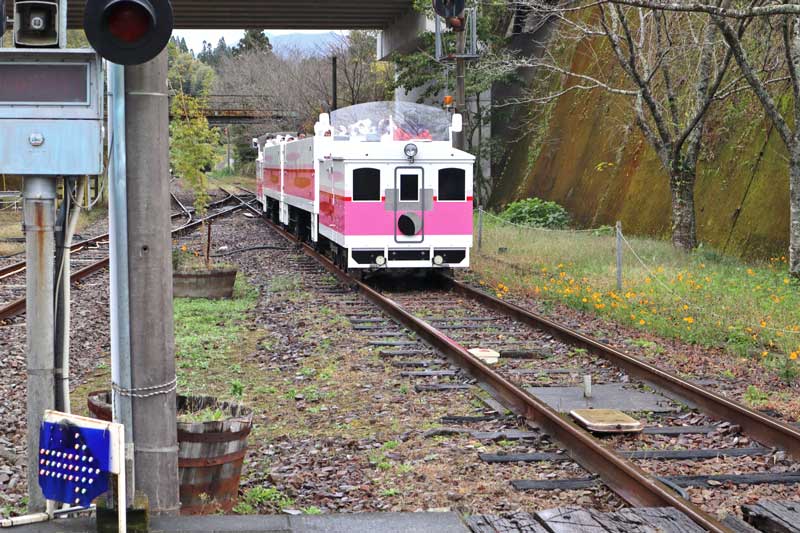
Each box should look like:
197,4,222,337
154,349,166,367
84,0,173,65
106,1,151,44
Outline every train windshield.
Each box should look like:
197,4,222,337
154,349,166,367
330,101,451,142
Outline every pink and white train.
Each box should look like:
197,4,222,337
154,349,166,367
255,102,475,271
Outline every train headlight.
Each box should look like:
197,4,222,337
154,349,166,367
404,143,418,160
376,255,386,266
434,255,444,266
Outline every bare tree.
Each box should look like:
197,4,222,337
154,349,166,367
712,14,800,276
506,2,745,251
328,32,394,107
586,0,800,275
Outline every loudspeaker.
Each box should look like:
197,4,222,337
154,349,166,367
14,0,59,47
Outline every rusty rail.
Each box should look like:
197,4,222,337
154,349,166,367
258,215,732,533
0,192,238,283
447,278,800,460
0,197,252,322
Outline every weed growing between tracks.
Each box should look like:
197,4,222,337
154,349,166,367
71,275,262,409
174,276,260,397
471,219,800,383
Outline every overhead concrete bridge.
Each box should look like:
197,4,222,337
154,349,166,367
54,0,431,57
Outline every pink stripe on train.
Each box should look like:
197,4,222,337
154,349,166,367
319,191,472,236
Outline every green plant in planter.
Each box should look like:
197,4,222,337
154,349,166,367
170,92,221,269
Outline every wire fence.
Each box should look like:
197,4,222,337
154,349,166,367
474,208,800,356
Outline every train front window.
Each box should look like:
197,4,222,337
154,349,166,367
438,168,466,201
353,168,381,201
400,174,419,202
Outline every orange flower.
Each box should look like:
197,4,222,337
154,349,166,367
791,352,799,360
683,317,694,324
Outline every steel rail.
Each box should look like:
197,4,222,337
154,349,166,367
0,199,252,322
170,192,193,224
258,216,731,533
0,193,239,283
447,278,800,460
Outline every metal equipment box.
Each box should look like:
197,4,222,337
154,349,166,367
0,48,104,176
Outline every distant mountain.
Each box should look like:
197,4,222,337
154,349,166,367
268,32,343,57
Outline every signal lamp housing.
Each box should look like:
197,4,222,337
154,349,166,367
83,0,173,65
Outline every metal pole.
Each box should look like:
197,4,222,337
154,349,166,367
477,207,483,251
331,56,338,112
616,221,623,292
454,31,466,151
22,176,57,512
124,50,180,515
226,128,231,173
108,62,135,506
54,179,70,413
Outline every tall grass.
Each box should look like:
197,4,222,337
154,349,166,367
472,215,800,380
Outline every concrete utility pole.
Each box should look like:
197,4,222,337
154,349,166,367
332,55,338,112
454,31,467,151
22,177,57,511
124,50,180,515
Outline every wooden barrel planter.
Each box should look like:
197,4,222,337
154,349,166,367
176,395,253,515
87,391,254,515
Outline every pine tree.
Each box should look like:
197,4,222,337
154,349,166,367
235,30,272,55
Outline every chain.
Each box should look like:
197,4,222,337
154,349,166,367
111,376,178,399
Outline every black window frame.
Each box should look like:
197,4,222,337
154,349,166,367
400,173,420,202
352,167,381,202
438,168,466,202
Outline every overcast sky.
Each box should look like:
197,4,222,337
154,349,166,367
173,30,333,54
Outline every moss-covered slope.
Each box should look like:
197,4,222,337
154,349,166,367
492,35,790,260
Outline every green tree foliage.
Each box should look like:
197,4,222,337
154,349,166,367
170,94,220,216
499,198,570,229
334,31,395,105
168,38,216,97
391,1,513,101
391,1,515,202
235,30,272,56
198,37,234,69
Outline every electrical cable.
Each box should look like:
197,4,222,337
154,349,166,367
211,245,289,258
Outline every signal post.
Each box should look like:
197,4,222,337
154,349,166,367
1,0,179,520
83,0,180,518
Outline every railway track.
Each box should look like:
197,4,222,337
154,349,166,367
0,192,254,322
253,208,800,533
0,192,227,282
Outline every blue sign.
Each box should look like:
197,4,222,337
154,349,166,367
38,421,111,507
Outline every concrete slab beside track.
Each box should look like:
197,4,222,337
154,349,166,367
10,512,471,532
